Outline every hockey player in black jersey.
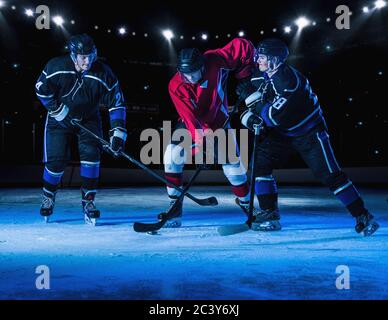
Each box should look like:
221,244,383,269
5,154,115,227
238,38,379,236
35,34,127,225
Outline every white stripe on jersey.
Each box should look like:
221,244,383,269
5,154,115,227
84,75,118,91
46,71,77,79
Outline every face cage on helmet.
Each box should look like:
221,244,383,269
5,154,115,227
70,47,98,65
254,48,269,64
179,67,204,84
254,47,287,64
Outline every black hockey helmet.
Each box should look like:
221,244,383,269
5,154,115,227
255,38,289,62
68,33,97,58
177,48,204,73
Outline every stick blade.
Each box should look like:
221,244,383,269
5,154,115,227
217,223,250,236
133,220,165,233
196,196,218,206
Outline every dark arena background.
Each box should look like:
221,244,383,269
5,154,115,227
1,0,388,307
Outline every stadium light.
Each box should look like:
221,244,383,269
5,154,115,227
52,16,64,26
295,16,311,30
25,9,34,17
118,27,127,35
162,29,174,40
375,0,387,9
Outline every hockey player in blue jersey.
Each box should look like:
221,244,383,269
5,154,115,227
238,38,379,236
35,34,127,225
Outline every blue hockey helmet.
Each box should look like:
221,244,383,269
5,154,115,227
254,38,289,63
68,34,97,62
177,48,204,73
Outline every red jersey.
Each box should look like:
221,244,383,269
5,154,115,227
168,38,255,147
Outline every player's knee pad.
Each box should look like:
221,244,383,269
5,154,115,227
164,144,186,173
79,144,101,162
324,171,349,192
43,163,65,188
80,161,100,179
255,175,278,195
45,161,66,175
222,161,247,186
255,165,273,178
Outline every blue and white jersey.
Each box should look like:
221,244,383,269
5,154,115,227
35,55,126,130
250,64,326,137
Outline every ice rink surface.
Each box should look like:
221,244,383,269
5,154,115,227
0,186,387,300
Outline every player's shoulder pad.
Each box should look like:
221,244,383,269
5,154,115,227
45,55,73,74
90,60,119,86
272,64,300,94
202,50,218,65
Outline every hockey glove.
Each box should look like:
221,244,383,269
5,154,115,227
240,109,265,132
48,103,74,129
109,127,127,157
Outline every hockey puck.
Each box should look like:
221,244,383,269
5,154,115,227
147,231,159,236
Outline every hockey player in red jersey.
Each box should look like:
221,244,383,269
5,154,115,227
164,38,257,228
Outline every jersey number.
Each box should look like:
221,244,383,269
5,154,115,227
272,97,287,110
115,92,122,107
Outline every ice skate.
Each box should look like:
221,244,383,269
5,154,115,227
82,191,100,226
355,211,379,237
162,197,183,228
40,194,55,223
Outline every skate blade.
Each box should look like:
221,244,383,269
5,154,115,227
84,215,97,226
251,220,281,232
147,231,161,236
363,221,379,237
43,216,50,223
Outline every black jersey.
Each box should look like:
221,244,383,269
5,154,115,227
35,55,126,130
250,64,325,137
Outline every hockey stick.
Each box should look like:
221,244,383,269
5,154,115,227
133,165,203,233
217,122,263,236
133,99,245,234
71,119,218,207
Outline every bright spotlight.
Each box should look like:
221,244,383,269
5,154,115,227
238,31,245,37
295,17,311,30
162,29,174,40
363,6,370,13
284,26,292,33
118,27,126,35
25,9,34,17
52,16,64,26
375,0,387,9
201,33,208,40
0,1,5,8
